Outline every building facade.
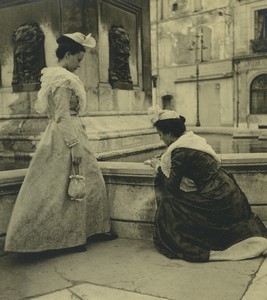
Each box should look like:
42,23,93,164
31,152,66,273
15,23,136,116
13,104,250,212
150,0,267,128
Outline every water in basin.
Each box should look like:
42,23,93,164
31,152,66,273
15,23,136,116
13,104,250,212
0,134,267,170
108,134,267,162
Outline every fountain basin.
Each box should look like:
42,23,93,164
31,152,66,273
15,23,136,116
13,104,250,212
0,154,267,252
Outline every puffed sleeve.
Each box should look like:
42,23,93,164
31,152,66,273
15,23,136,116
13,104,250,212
53,86,79,147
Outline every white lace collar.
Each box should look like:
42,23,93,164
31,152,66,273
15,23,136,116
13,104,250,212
35,67,86,114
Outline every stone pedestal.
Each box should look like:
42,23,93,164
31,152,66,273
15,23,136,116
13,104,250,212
0,0,153,169
0,114,161,168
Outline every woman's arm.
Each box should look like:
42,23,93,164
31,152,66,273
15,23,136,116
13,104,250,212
53,86,82,163
165,149,187,192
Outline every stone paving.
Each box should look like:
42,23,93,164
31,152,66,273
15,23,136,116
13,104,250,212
0,238,267,300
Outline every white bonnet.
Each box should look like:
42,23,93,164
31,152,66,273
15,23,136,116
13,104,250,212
148,105,180,124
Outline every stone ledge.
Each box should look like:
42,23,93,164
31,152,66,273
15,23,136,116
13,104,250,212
99,162,154,177
221,153,267,166
1,159,267,246
0,168,26,185
97,143,163,161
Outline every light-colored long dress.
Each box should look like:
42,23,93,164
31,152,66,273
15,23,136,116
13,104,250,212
5,67,110,252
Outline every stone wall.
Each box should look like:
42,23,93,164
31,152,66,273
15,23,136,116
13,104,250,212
150,0,235,126
0,0,152,116
1,155,267,249
150,0,267,128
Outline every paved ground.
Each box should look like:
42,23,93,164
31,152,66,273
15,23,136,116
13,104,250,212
0,238,266,300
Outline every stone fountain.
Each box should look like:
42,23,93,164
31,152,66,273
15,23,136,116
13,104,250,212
0,0,158,169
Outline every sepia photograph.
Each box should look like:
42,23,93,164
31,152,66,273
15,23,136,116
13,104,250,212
0,0,267,299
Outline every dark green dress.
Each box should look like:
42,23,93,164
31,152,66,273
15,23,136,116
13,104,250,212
153,148,267,262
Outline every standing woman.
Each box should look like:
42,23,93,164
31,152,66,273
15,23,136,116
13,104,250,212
5,32,113,253
148,107,267,262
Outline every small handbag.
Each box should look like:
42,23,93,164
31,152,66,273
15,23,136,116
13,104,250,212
68,163,86,201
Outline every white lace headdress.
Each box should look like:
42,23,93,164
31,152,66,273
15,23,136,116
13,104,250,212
148,105,180,124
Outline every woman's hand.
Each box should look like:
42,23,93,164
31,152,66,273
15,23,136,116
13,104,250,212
149,157,161,170
71,143,83,164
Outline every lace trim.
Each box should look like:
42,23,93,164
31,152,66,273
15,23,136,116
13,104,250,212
35,67,86,114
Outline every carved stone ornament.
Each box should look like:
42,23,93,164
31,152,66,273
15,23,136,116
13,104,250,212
12,22,46,92
108,24,133,90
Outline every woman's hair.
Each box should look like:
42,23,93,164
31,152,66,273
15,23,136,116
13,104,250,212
154,116,186,137
55,35,85,60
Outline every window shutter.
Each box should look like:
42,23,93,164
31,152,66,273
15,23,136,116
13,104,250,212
202,27,211,61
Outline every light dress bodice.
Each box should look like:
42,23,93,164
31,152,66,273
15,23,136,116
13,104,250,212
35,66,86,116
46,89,80,120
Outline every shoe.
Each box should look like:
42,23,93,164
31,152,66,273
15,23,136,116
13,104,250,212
88,232,118,243
74,244,87,252
60,244,87,254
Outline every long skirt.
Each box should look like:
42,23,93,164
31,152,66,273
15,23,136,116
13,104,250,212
153,168,267,262
5,117,110,252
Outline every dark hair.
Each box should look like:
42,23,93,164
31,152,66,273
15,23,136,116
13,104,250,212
154,116,186,137
55,35,85,60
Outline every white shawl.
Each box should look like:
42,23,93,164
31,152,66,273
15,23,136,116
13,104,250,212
160,131,221,178
35,67,87,114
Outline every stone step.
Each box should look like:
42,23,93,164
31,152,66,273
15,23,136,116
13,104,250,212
0,115,158,157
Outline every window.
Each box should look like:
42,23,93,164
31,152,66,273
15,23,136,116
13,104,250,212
251,9,267,52
172,3,178,11
255,9,267,39
250,74,267,114
171,0,187,13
